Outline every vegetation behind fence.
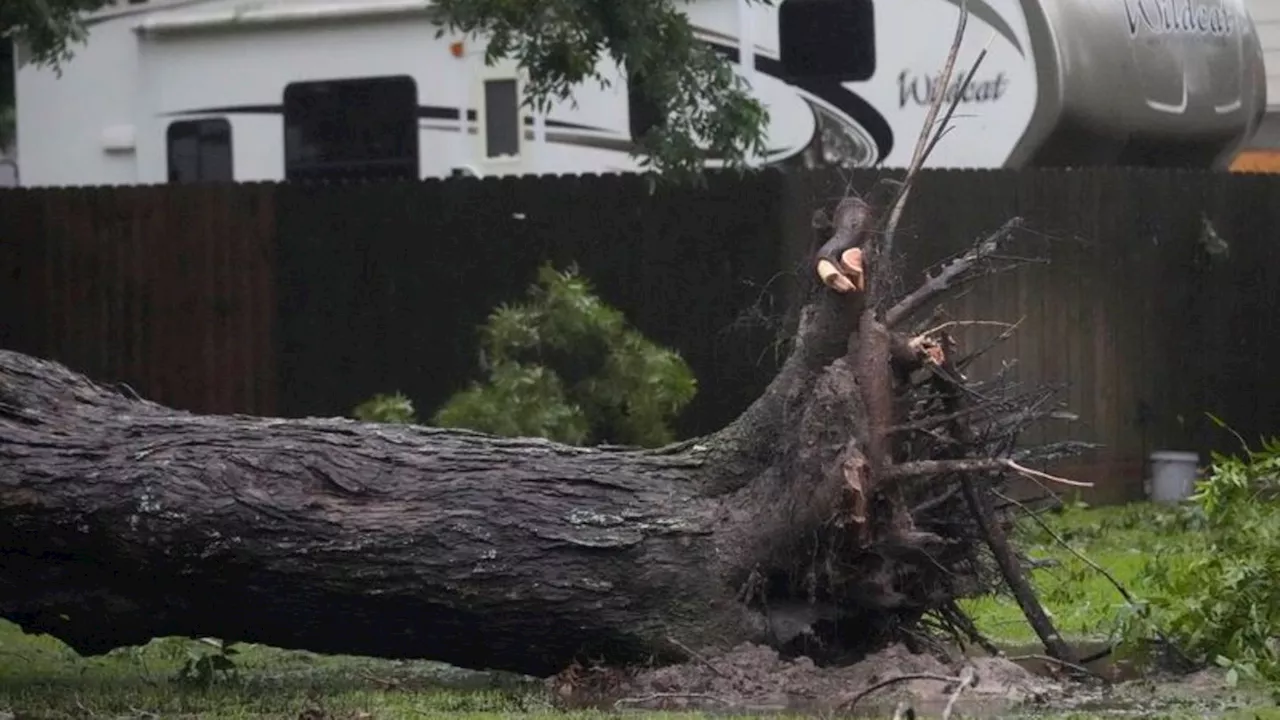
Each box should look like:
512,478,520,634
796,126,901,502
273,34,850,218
3,167,1277,502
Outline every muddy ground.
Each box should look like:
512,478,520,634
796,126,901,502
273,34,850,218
551,642,1271,718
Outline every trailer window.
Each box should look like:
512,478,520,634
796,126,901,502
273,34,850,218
484,79,520,159
167,118,234,184
283,75,419,182
779,0,875,81
627,71,664,141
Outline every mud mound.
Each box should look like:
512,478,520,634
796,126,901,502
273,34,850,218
610,643,1063,714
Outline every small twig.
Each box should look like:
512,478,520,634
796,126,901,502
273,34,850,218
912,484,964,517
885,217,1024,328
614,693,730,709
918,320,1019,338
892,406,983,434
941,666,976,720
1004,459,1093,488
1005,653,1105,680
942,602,1003,656
957,316,1026,370
665,636,728,679
882,458,1093,488
839,673,964,711
1078,645,1114,664
922,31,995,164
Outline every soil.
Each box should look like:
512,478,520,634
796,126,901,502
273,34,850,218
551,642,1274,718
554,642,1065,716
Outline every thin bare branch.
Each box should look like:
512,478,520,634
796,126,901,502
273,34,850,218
918,320,1020,338
665,636,730,679
957,316,1026,370
922,31,995,165
1005,460,1094,488
885,217,1025,328
881,0,970,266
1004,653,1105,680
941,666,976,720
882,458,1094,488
839,673,966,711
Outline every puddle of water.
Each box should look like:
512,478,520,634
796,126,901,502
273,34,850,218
991,641,1145,682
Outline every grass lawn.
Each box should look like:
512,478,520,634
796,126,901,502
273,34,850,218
0,501,1235,719
960,499,1209,646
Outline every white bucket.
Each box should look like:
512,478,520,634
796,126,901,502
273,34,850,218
1147,450,1200,503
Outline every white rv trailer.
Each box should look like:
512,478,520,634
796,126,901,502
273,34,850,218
11,0,1269,187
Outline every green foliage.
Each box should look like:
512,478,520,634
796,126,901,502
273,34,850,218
1118,421,1280,688
173,639,240,688
0,0,115,69
431,263,696,447
352,392,419,425
429,0,771,178
434,362,591,445
0,619,552,717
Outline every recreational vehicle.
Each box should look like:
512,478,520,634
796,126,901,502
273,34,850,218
10,0,1269,186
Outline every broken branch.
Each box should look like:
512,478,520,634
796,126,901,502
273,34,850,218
885,217,1025,329
941,666,976,720
881,0,970,269
839,672,968,712
961,475,1076,662
815,196,874,293
881,458,1093,488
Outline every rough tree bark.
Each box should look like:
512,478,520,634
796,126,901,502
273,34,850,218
0,193,1081,679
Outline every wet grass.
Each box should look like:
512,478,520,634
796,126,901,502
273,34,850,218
0,626,554,718
0,501,1259,719
960,500,1210,646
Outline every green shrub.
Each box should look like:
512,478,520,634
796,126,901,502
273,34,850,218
352,392,418,425
432,362,591,445
1121,421,1280,688
355,263,697,448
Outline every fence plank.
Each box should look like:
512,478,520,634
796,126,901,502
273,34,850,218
5,167,1280,502
0,183,277,416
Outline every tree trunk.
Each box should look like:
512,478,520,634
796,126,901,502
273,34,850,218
0,196,1075,678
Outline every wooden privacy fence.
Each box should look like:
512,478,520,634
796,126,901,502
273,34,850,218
2,167,1279,502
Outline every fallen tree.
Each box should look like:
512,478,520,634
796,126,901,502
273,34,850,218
0,185,1089,680
0,20,1094,681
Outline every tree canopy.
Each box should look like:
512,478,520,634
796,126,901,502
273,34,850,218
1,0,774,175
0,0,114,68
